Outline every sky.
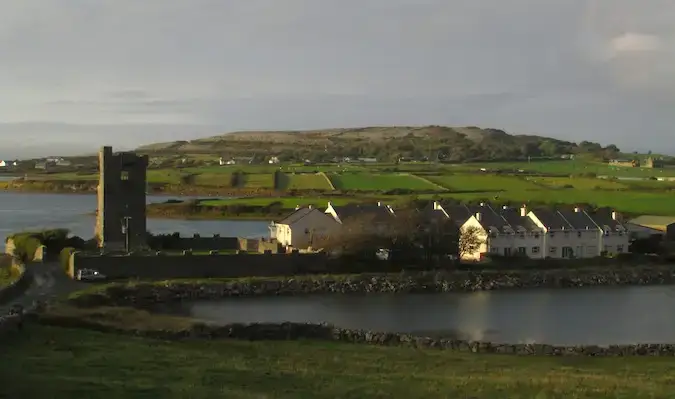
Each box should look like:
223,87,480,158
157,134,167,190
1,0,674,159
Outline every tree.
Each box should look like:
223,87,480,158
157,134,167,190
459,226,483,259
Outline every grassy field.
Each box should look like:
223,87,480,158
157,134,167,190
328,172,439,191
525,176,629,190
458,160,675,178
421,189,675,216
199,196,369,208
427,174,541,192
2,325,675,398
281,173,334,190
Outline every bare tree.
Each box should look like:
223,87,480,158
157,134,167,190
459,226,483,259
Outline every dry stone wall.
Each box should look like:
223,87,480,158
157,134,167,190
39,313,675,357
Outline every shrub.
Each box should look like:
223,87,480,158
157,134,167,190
60,247,77,273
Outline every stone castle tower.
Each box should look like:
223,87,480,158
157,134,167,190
95,146,149,251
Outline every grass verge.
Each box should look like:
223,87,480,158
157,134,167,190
2,321,675,398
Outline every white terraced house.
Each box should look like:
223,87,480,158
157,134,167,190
433,202,630,261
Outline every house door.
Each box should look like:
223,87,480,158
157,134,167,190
503,248,512,257
562,247,574,259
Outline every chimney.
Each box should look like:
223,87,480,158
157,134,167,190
377,201,382,207
574,206,580,213
295,205,300,210
433,201,441,210
611,211,617,221
480,202,485,207
475,212,482,221
520,205,527,217
308,205,313,210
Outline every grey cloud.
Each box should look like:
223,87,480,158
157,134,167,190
0,0,674,158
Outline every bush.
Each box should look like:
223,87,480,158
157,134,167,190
10,234,43,263
60,247,77,273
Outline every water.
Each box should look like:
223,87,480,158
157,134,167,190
0,192,270,243
160,286,675,346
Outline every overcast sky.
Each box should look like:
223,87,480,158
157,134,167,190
1,0,674,158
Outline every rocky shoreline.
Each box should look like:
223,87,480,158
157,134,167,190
69,266,675,308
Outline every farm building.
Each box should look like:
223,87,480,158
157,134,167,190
627,216,675,241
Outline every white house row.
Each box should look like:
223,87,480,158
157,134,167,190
268,200,631,261
446,202,629,260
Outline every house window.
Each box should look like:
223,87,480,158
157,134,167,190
577,232,582,238
503,248,512,256
550,247,557,254
604,230,610,236
304,228,310,235
550,232,555,238
519,233,525,239
121,171,129,181
532,246,540,254
533,233,540,239
517,247,526,255
491,247,499,254
618,231,623,236
617,245,624,253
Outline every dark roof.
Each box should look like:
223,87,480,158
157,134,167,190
531,209,572,230
442,204,475,226
330,204,394,223
588,209,625,231
464,204,511,232
276,207,315,225
558,209,598,230
500,208,542,232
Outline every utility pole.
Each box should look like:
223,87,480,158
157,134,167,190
122,216,132,253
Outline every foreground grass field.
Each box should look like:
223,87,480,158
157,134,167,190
2,325,675,398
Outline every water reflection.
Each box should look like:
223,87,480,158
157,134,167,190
162,287,675,346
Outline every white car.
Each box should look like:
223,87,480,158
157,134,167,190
76,269,107,281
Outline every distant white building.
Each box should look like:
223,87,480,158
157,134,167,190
273,206,340,249
268,156,280,164
219,157,236,166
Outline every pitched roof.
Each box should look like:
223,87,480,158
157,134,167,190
500,208,542,233
558,209,598,230
276,207,316,225
588,209,625,231
628,215,675,230
530,209,572,230
330,203,394,223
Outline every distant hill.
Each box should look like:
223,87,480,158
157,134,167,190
136,125,620,163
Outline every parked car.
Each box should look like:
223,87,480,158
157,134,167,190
76,269,107,281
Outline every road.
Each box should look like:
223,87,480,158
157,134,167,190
0,262,84,314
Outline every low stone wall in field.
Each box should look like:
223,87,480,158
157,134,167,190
69,266,675,307
38,315,675,357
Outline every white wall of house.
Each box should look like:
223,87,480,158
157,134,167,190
276,209,340,249
599,229,630,255
488,231,545,259
460,216,487,261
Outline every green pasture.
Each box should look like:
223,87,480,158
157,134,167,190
426,174,541,192
421,189,675,216
525,176,629,190
281,173,334,190
328,172,439,191
199,196,366,208
2,325,675,398
460,160,675,178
